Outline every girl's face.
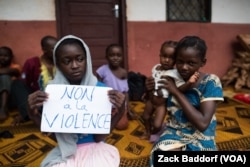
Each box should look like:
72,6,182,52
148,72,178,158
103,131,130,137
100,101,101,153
159,46,175,70
175,47,205,81
106,46,123,68
56,43,86,84
0,49,12,67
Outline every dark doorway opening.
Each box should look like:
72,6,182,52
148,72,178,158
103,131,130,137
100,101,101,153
55,0,127,74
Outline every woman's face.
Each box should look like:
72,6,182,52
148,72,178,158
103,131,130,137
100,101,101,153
56,43,86,84
175,47,205,81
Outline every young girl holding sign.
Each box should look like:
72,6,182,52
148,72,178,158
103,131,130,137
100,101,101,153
28,35,126,167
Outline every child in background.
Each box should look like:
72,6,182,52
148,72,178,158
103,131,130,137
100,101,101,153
96,44,136,130
0,46,21,121
140,41,199,141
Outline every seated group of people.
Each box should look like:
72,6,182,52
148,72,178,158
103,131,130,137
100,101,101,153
0,35,57,125
1,34,224,166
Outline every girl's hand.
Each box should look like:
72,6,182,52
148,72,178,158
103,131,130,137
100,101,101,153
106,90,126,134
158,76,178,94
28,90,48,112
108,90,125,109
145,76,155,92
27,90,48,127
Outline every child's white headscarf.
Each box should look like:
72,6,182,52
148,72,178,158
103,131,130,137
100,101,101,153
41,35,98,167
49,34,97,86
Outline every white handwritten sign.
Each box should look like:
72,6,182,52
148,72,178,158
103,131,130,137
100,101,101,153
41,84,113,134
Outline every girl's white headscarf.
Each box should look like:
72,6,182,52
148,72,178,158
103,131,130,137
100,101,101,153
49,34,97,86
41,35,98,167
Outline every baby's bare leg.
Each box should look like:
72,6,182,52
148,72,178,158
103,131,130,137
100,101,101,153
152,104,166,134
140,100,154,139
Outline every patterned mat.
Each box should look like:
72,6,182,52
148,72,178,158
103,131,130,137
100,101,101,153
215,96,250,151
106,101,153,167
0,89,250,167
108,96,250,167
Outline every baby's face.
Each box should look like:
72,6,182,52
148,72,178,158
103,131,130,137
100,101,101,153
159,47,175,70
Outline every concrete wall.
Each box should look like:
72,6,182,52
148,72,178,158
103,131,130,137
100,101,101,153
1,0,250,78
127,22,250,77
126,0,250,77
0,0,56,66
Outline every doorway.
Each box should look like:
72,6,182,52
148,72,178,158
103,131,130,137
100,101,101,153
55,0,127,73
